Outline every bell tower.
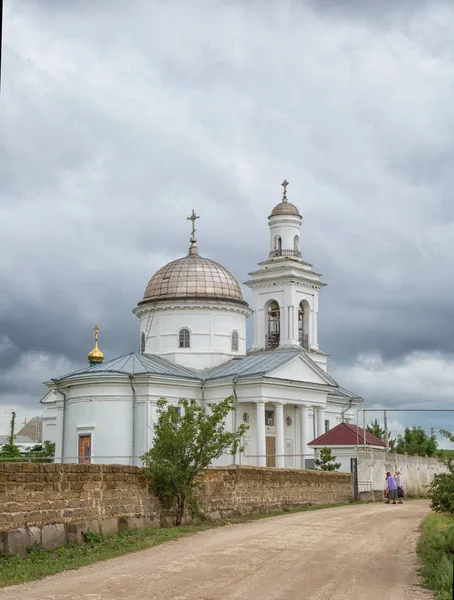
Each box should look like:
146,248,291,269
244,181,327,360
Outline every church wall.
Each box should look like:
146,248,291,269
41,402,58,444
64,393,133,464
141,306,247,370
261,381,326,407
269,215,302,252
0,463,353,554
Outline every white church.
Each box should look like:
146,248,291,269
41,182,363,468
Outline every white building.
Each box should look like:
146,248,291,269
308,422,385,473
41,183,363,467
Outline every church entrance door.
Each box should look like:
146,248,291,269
78,434,92,464
266,436,275,467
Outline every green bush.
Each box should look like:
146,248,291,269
429,473,454,514
142,396,247,525
418,513,454,599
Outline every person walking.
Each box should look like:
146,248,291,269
395,471,404,504
386,471,398,504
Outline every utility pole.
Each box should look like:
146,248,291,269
0,0,3,91
9,411,16,446
384,410,390,452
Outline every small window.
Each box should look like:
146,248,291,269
265,410,274,426
325,419,330,433
179,328,190,348
232,331,239,351
141,332,146,353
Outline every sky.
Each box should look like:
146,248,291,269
1,0,454,440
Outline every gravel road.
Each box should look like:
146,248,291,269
0,500,432,600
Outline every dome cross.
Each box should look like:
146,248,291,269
281,179,289,203
187,209,200,256
187,209,199,237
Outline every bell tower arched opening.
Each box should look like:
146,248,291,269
298,300,310,349
265,300,280,348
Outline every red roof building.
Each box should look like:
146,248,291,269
308,422,386,448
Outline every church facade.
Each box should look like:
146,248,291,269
41,183,362,467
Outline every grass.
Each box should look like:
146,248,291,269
0,501,356,588
418,512,454,600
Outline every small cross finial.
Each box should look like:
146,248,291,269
281,179,289,202
94,325,99,343
187,209,200,255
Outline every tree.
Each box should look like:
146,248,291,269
366,418,385,440
28,441,56,462
141,396,248,526
366,418,395,448
0,412,21,460
394,426,438,457
314,447,341,472
428,429,454,514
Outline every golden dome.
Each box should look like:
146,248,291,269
88,325,104,364
139,254,248,307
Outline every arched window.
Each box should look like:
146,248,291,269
294,235,299,253
179,328,190,348
298,300,310,349
232,331,239,351
274,235,282,252
141,332,146,354
266,300,280,348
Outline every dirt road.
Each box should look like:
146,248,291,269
1,501,432,600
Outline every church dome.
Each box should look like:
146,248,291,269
270,202,301,217
139,254,248,306
269,179,301,218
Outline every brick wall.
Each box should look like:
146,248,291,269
199,466,353,517
0,463,353,554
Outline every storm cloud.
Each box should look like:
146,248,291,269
2,0,454,434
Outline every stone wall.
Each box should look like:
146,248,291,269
357,449,445,496
0,463,353,554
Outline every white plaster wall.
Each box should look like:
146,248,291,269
41,402,58,444
357,449,447,496
270,356,327,385
269,215,302,253
42,420,57,444
250,283,320,349
64,398,133,464
312,447,355,473
138,304,248,370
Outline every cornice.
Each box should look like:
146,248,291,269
45,372,202,389
245,279,324,291
134,300,252,318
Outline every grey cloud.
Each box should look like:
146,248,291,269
2,0,454,424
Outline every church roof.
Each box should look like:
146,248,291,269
54,353,200,381
309,423,386,448
204,349,299,381
48,350,362,403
